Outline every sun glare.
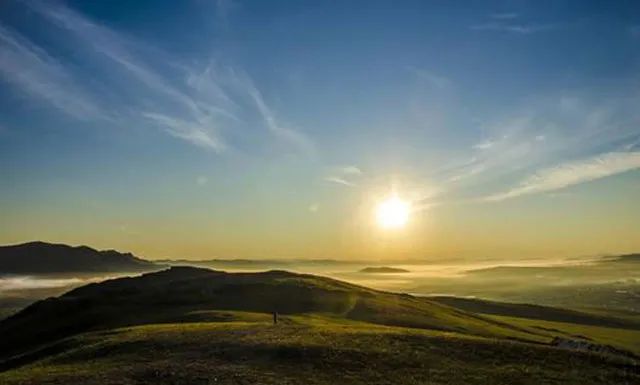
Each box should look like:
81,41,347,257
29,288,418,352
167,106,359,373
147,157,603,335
376,196,410,229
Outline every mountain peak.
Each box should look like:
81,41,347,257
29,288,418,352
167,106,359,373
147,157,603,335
0,241,161,275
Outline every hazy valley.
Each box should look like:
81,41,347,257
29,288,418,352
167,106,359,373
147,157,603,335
0,242,639,384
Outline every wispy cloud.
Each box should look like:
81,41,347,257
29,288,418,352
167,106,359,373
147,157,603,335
0,25,105,120
142,112,226,151
324,176,355,187
240,73,315,154
448,90,640,187
485,151,640,201
423,87,640,208
0,2,310,154
29,2,230,151
470,22,557,34
471,13,557,35
339,165,362,175
324,165,363,187
472,139,496,150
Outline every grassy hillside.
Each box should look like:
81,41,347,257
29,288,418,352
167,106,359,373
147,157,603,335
429,296,640,356
429,296,640,330
0,266,546,360
1,314,637,385
1,266,638,384
489,314,640,355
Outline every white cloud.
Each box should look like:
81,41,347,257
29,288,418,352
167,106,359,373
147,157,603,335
29,3,229,152
340,165,362,175
0,25,105,120
441,90,640,193
324,165,363,187
308,203,319,213
324,176,355,187
470,23,557,34
6,2,310,154
230,70,315,155
142,112,225,151
472,139,495,150
485,151,640,201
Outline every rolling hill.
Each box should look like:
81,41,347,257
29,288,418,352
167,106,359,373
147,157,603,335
0,241,161,274
0,266,544,359
429,296,640,330
0,266,638,384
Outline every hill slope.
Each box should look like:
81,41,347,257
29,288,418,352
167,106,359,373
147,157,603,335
0,266,546,360
1,267,638,384
429,296,640,330
0,315,637,385
0,242,161,274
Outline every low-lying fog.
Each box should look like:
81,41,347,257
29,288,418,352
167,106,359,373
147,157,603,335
2,256,638,319
0,273,134,319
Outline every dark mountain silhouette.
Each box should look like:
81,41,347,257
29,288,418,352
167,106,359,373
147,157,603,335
0,241,161,274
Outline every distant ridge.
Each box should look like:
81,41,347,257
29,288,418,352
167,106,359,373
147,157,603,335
608,253,640,263
359,266,410,273
0,241,161,274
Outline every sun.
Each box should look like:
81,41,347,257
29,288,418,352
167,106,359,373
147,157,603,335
376,196,410,229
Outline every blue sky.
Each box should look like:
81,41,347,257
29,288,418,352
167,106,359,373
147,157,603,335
0,1,639,259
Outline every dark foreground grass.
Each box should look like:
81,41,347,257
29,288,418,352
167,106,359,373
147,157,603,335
1,313,637,385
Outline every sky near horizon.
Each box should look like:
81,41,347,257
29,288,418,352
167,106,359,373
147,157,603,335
0,0,639,260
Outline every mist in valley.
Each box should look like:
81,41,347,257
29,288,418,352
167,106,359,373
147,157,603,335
3,254,638,319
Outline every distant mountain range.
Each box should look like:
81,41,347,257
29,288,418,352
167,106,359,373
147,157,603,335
0,242,162,275
2,240,638,277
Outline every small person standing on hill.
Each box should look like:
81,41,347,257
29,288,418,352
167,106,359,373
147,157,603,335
273,311,278,324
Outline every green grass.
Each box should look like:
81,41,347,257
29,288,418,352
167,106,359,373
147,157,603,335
574,307,640,324
427,295,640,356
1,315,637,385
490,314,640,356
429,296,640,330
1,267,638,384
0,267,550,359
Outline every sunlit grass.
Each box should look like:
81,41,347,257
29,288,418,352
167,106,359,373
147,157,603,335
1,314,636,385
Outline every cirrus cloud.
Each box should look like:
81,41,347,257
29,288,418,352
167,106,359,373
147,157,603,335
485,151,640,201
